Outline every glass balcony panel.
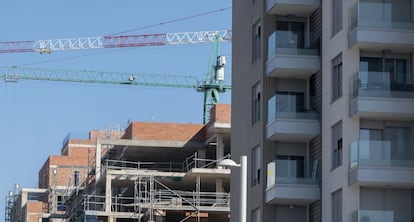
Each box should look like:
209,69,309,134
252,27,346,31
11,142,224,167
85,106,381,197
266,159,319,189
268,95,277,124
268,32,276,60
267,30,319,61
349,0,414,31
267,94,319,124
349,140,414,168
352,210,394,222
350,71,414,100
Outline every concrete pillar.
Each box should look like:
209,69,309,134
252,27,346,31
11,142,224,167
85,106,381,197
197,149,206,168
216,135,224,169
20,191,28,208
216,178,225,203
95,142,102,182
105,175,112,212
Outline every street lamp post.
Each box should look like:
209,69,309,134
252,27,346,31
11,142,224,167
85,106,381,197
218,155,247,222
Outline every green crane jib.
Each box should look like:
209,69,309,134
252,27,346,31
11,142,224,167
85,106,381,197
0,65,231,124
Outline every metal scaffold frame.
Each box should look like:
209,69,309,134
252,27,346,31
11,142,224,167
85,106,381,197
64,153,231,222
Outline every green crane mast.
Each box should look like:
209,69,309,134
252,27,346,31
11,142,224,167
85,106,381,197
197,35,231,123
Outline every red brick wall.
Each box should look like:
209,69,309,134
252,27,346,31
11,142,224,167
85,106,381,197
122,122,206,142
26,201,47,213
209,104,231,124
39,144,92,188
38,158,51,189
89,130,124,141
25,201,49,222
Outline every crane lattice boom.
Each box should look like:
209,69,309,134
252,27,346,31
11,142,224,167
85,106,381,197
0,66,231,90
0,30,232,53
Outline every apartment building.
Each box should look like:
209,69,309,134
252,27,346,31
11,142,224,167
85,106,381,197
66,104,231,222
7,104,232,222
232,0,414,222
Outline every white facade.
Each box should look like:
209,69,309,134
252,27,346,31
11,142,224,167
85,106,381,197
232,0,414,221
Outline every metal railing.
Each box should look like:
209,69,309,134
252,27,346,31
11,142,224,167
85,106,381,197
102,153,232,173
82,195,106,212
103,159,185,172
81,191,230,213
139,190,230,208
190,154,232,170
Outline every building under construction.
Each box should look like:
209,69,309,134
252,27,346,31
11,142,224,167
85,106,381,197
6,104,231,222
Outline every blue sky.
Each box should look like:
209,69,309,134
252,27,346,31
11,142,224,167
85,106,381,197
0,1,231,219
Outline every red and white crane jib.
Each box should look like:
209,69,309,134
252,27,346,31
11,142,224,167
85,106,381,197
0,30,232,54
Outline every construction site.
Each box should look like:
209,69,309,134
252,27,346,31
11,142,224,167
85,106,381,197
0,2,234,222
5,104,232,222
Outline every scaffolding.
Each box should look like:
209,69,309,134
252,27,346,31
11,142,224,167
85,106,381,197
65,154,231,222
5,184,22,222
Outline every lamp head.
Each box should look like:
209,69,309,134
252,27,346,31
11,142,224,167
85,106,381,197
218,159,241,168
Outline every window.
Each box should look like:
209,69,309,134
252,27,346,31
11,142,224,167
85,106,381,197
251,207,260,222
276,21,305,49
332,120,342,169
359,121,413,162
360,55,411,91
28,194,40,201
252,83,261,124
251,146,261,187
252,21,261,62
74,170,79,187
276,155,304,178
332,189,342,222
276,92,305,113
57,196,66,211
332,53,342,101
332,0,342,36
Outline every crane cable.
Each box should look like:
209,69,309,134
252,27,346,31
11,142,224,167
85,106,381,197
107,6,232,36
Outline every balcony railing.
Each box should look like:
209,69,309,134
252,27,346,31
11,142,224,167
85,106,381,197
102,153,232,174
350,71,414,100
350,140,414,168
266,159,319,189
352,210,394,222
349,0,414,32
267,30,319,60
267,94,319,124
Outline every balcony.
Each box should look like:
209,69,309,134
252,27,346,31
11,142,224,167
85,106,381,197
266,31,320,78
266,0,320,17
348,0,414,50
349,140,414,187
349,71,414,119
266,95,320,142
352,210,394,222
265,159,320,205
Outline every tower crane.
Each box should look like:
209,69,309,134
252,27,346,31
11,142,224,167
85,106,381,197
0,30,231,54
0,30,232,123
